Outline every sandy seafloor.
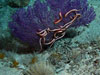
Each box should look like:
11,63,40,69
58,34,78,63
0,0,100,75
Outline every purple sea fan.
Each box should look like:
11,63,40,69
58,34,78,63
9,0,96,52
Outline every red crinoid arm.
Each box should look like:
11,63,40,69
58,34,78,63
44,38,56,45
64,9,79,17
37,29,48,51
54,12,63,24
37,9,81,52
64,13,81,29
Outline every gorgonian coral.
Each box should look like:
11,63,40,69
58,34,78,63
9,0,96,51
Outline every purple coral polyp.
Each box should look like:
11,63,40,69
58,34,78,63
9,0,96,51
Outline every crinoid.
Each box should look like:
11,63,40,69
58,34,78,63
37,9,81,51
9,0,96,52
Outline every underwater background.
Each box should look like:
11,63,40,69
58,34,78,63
0,0,100,75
